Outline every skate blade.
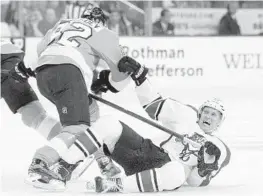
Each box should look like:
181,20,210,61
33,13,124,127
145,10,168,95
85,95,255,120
25,173,41,183
33,179,66,191
25,173,42,185
25,175,66,191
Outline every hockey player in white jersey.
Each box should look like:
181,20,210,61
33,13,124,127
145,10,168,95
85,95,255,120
26,7,130,189
85,56,231,193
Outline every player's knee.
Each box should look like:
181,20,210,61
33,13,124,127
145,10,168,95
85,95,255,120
159,161,186,191
91,116,123,152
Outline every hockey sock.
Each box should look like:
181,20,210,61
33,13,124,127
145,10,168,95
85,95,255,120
18,100,62,140
34,125,102,166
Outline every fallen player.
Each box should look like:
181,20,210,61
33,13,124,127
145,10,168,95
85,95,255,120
84,56,231,193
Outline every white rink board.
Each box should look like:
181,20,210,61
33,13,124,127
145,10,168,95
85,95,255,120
1,37,263,196
22,37,263,89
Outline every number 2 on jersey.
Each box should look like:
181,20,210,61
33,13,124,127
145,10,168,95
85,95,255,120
53,22,92,47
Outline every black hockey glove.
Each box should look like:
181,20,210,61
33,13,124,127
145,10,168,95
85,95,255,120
117,56,148,86
17,61,36,78
197,141,221,177
8,61,35,82
91,70,118,94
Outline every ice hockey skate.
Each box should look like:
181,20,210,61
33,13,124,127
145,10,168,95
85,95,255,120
25,159,66,191
50,158,82,182
96,156,122,178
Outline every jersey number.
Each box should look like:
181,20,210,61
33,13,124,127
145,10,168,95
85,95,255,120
52,22,92,47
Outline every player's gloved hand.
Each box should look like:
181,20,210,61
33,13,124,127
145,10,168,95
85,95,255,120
91,70,118,94
17,61,36,78
9,61,35,82
204,141,221,158
117,56,148,86
197,141,221,177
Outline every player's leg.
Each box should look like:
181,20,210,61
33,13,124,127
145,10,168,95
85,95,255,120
17,101,62,140
54,97,101,181
92,161,186,193
91,118,171,176
86,121,174,193
31,98,101,186
55,115,152,182
1,70,62,140
53,115,124,183
88,116,124,178
60,97,101,163
46,114,121,186
109,122,171,176
28,64,102,187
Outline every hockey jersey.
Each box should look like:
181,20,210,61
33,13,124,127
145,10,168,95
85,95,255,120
135,80,231,187
35,18,129,89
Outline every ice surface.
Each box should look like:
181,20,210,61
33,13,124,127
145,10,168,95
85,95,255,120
1,78,263,196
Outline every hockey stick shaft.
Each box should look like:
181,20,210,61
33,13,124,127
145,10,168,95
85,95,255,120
89,94,184,140
70,155,95,179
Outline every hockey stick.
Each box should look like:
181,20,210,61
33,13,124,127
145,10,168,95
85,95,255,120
70,155,95,180
89,94,201,148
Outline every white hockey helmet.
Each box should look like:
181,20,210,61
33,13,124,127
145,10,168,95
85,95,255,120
198,98,226,129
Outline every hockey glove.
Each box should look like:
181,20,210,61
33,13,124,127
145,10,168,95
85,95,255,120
197,141,221,177
117,56,148,86
91,70,118,94
8,61,35,82
17,61,36,78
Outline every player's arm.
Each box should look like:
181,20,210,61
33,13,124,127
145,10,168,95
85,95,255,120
186,141,231,187
89,30,131,92
117,56,196,130
91,55,194,130
135,78,197,134
121,161,186,193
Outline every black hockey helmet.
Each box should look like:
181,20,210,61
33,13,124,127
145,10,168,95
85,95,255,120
81,7,108,25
